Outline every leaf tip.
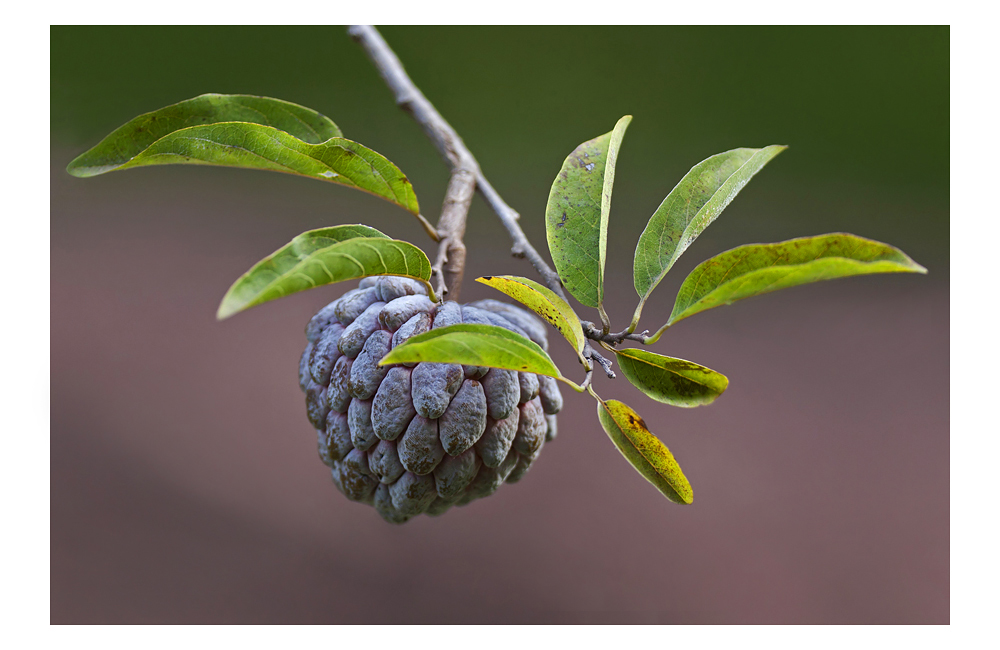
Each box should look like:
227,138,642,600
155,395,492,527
215,293,244,321
66,158,118,178
65,157,91,178
377,348,403,366
378,348,409,366
215,302,236,321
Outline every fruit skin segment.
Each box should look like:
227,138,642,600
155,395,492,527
300,276,563,522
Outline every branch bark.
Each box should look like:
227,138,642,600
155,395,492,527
432,168,474,299
581,321,651,346
348,25,613,377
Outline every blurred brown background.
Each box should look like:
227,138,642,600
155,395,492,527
51,26,948,623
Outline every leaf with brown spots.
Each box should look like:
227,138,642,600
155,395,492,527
545,116,631,326
596,398,693,504
632,145,786,328
644,233,927,342
476,275,587,365
614,348,728,407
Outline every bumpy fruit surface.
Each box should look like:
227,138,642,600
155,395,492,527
299,276,562,523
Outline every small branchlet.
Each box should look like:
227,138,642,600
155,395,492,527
430,166,476,300
587,347,616,379
581,320,650,347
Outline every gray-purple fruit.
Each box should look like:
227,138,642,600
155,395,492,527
300,276,562,523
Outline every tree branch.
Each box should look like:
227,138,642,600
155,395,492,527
347,24,477,299
348,25,614,378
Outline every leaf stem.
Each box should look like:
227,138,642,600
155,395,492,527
415,213,443,243
598,305,612,335
628,304,644,334
643,322,670,345
557,370,592,393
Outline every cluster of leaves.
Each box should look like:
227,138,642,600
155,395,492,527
69,95,926,506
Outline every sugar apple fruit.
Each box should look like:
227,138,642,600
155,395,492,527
299,275,562,523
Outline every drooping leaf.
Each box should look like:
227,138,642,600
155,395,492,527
632,145,786,326
596,398,693,504
69,117,419,215
218,225,432,320
545,116,632,321
67,94,342,174
614,348,728,407
379,323,562,379
476,275,587,364
643,233,927,341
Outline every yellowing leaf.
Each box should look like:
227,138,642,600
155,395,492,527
596,399,693,504
644,233,927,342
476,275,587,364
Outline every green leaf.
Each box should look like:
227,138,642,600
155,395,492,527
67,94,342,174
545,116,632,322
596,398,693,504
476,275,587,365
379,323,562,379
645,233,927,340
68,101,419,215
632,145,786,326
614,348,728,407
218,225,433,320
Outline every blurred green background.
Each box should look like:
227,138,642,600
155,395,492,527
52,25,948,272
50,26,948,624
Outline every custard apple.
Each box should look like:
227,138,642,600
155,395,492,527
299,275,562,523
